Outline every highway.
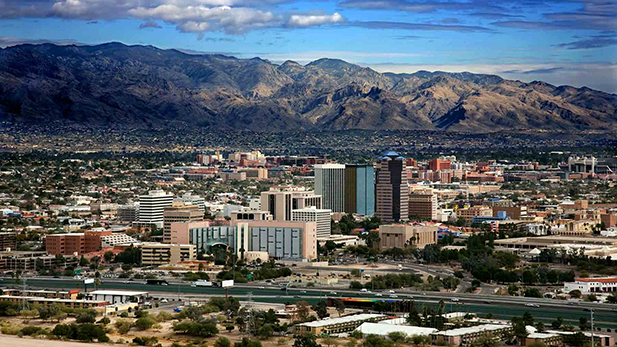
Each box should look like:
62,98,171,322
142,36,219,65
2,277,616,328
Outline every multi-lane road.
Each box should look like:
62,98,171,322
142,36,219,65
2,277,616,328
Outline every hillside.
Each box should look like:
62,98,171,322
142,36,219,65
0,42,615,132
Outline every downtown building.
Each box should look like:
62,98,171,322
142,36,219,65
314,164,346,213
344,164,376,216
260,186,322,221
292,206,332,238
137,190,174,229
163,204,203,243
375,151,409,222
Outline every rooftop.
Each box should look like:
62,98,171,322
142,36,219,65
298,314,386,327
574,277,617,283
356,323,437,336
434,324,511,336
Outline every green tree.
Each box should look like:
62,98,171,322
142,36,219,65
294,334,322,347
313,301,329,319
135,317,155,330
215,337,232,347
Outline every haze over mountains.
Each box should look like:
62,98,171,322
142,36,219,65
0,42,615,133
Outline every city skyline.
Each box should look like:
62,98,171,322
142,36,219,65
0,0,615,92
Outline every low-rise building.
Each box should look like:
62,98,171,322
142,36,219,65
295,314,388,335
87,290,148,304
430,324,513,346
563,277,617,294
378,224,438,250
137,243,196,265
0,232,17,251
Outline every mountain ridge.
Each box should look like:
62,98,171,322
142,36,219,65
0,42,615,132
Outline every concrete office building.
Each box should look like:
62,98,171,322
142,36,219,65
314,163,346,212
260,186,322,221
139,243,196,265
345,164,375,216
568,156,596,174
292,206,332,238
378,224,438,250
117,205,139,222
138,190,174,228
100,233,139,248
169,221,211,245
163,204,203,243
375,151,409,222
188,220,317,260
408,190,438,220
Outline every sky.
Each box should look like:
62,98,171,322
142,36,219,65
0,0,616,93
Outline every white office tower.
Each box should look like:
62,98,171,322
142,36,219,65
292,206,332,238
177,193,205,212
138,190,174,228
314,164,346,212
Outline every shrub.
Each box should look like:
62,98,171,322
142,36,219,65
115,319,132,334
21,326,44,336
75,309,97,323
215,337,232,347
135,317,155,330
97,317,111,325
133,336,159,346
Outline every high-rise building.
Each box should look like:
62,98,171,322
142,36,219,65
408,190,438,220
292,206,332,238
375,151,409,222
260,186,322,221
314,164,346,212
0,232,17,252
344,164,375,216
117,205,139,222
429,158,452,171
138,190,174,228
163,204,203,243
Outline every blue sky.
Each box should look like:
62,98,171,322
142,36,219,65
1,0,616,92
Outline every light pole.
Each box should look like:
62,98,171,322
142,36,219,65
590,308,594,347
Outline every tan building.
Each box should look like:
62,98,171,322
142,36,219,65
169,220,210,244
378,224,438,250
408,190,438,220
230,210,273,223
260,186,322,221
140,243,196,265
163,204,203,243
295,314,387,335
243,167,268,180
458,205,492,221
600,213,617,228
430,325,513,346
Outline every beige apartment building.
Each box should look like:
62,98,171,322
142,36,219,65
140,243,196,265
163,204,203,243
378,224,438,250
458,205,492,221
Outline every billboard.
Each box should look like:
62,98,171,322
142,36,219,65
221,280,234,288
84,278,95,284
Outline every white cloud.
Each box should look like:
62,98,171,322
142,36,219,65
286,12,345,28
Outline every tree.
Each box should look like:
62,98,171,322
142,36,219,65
215,337,232,347
578,317,589,331
551,317,563,329
387,332,407,342
511,317,528,344
313,301,329,319
258,325,274,340
296,301,310,321
563,332,586,347
294,334,322,347
104,251,114,263
535,322,545,333
335,300,345,317
568,290,582,298
115,319,132,334
524,288,542,298
75,309,97,323
226,324,235,333
351,269,361,278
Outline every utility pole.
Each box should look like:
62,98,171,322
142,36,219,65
590,308,594,347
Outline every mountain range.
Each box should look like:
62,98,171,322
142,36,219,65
0,42,615,132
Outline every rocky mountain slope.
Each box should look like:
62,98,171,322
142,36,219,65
0,42,615,132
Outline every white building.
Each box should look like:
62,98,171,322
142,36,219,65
101,234,139,248
314,164,346,212
526,223,550,236
292,206,332,238
563,277,617,294
88,290,148,304
356,323,437,337
138,190,174,228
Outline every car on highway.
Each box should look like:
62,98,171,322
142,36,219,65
390,294,398,298
361,288,368,292
526,303,540,308
375,293,382,297
123,280,130,284
388,290,395,294
451,298,460,302
329,291,337,295
258,286,265,289
301,290,307,293
294,295,301,298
